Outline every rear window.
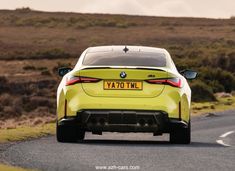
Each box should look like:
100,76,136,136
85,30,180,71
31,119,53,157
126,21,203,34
83,52,166,67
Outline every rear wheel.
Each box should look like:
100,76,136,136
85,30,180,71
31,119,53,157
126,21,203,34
170,121,191,144
56,122,85,143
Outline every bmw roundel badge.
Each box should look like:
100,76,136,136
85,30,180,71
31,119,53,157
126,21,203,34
120,71,127,78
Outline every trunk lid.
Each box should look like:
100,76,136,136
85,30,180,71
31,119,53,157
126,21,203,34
78,67,168,98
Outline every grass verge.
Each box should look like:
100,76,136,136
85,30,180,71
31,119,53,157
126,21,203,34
192,96,235,115
0,164,33,171
0,123,55,143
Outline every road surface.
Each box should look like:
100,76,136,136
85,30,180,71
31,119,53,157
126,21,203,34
1,110,235,171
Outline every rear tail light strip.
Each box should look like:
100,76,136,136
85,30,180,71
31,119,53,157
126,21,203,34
66,76,182,88
66,76,101,86
146,78,182,88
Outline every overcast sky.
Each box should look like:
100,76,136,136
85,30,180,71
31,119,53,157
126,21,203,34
0,0,234,18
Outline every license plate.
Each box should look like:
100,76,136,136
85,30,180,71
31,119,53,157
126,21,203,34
103,80,143,90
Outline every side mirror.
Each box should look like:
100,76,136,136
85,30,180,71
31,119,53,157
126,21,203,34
58,67,72,77
180,69,198,80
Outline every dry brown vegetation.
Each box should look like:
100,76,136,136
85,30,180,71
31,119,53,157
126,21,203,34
0,9,235,121
0,59,74,121
1,9,235,60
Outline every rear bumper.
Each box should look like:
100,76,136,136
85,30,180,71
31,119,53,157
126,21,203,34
58,83,190,122
58,110,189,134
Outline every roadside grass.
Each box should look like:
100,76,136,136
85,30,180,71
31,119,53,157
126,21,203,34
0,164,33,171
0,123,55,143
192,96,235,115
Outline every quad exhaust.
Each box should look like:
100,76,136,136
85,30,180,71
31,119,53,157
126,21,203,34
89,116,158,127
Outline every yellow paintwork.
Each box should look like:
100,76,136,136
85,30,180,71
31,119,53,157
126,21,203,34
57,46,191,125
57,81,190,122
79,68,166,98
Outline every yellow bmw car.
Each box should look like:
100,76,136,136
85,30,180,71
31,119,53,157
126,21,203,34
56,46,197,144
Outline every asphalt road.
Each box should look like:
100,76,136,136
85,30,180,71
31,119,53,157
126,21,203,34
1,110,235,171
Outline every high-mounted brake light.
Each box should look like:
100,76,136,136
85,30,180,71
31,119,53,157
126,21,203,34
66,76,101,86
146,78,182,88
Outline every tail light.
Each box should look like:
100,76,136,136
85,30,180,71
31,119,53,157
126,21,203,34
66,76,101,86
146,78,182,88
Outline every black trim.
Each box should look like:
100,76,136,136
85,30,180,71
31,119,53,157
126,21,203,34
80,66,166,72
58,110,189,134
64,100,67,118
81,66,112,70
135,67,166,71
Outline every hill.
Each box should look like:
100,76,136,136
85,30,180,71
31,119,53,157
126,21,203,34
0,8,235,61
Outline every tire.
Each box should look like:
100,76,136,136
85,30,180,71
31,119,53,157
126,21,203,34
56,122,85,143
170,121,191,144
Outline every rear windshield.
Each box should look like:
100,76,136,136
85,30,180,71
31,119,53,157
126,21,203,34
83,52,167,67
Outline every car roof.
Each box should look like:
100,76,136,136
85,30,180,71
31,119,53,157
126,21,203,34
86,45,167,54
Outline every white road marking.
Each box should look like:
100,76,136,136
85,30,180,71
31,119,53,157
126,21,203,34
216,130,234,147
220,131,234,138
216,140,231,147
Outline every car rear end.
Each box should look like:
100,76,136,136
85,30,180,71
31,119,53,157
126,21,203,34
57,46,191,143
